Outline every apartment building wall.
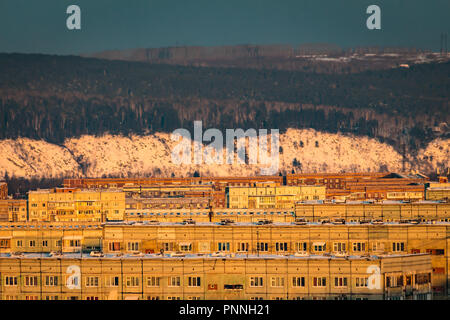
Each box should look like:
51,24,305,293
7,200,27,222
100,223,450,294
0,183,7,200
0,254,432,300
28,189,125,222
124,208,295,223
426,187,450,201
294,202,450,222
0,200,8,222
0,223,102,254
227,186,326,209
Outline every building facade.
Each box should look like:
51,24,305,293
227,185,326,209
28,189,125,222
0,253,432,300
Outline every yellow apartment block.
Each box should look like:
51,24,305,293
426,184,450,201
227,185,326,209
8,200,27,222
124,208,296,223
0,199,27,222
295,201,450,223
101,222,450,295
0,222,102,254
0,221,449,296
28,189,125,222
0,253,432,300
124,202,450,224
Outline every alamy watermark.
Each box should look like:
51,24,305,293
367,265,382,289
170,121,279,175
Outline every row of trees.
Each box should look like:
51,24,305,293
0,53,448,154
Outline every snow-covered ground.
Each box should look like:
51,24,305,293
0,129,448,178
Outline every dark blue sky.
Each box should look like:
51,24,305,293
0,0,448,55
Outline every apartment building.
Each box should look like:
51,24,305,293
124,184,212,210
0,253,432,300
0,222,102,254
0,182,7,200
227,185,326,209
124,208,295,223
426,182,450,201
28,188,125,222
64,176,283,208
294,201,450,223
0,221,447,295
100,222,450,295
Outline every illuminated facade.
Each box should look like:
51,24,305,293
0,253,432,300
28,189,125,222
227,185,326,209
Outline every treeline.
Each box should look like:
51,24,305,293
0,53,448,153
4,175,64,197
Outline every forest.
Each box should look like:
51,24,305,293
0,53,448,154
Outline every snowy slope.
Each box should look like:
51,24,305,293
0,138,82,178
0,129,448,178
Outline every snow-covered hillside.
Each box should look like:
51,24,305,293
0,138,82,178
0,129,448,178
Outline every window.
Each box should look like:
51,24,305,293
352,242,366,252
256,242,268,252
107,276,119,287
250,296,264,300
237,242,249,252
334,277,348,288
179,243,192,252
25,296,39,300
224,284,243,290
188,277,201,287
371,242,384,252
69,240,81,247
162,242,174,251
392,242,405,252
24,276,38,287
45,276,58,287
167,296,181,300
333,242,346,252
313,243,326,252
312,277,327,287
275,242,288,252
127,242,139,251
126,276,139,287
29,240,36,247
147,277,160,287
109,242,121,251
295,242,307,252
147,296,160,300
415,273,431,285
45,296,59,300
16,240,23,247
292,276,305,287
5,276,18,286
386,276,403,288
86,277,99,287
56,240,62,247
270,277,285,287
249,277,263,287
355,277,368,287
426,249,445,255
218,242,230,252
168,276,181,287
86,296,99,300
42,240,48,247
